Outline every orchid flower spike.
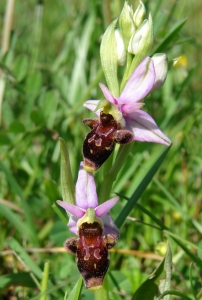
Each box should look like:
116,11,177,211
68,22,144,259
57,162,119,290
83,56,171,171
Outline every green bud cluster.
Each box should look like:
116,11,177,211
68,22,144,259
100,1,154,94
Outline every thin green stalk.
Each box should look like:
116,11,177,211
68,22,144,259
40,262,50,300
99,143,133,202
120,52,133,93
94,276,109,300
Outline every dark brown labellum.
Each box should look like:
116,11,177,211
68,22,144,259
64,222,117,290
83,112,134,171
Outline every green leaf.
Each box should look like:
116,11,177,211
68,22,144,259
25,71,43,99
9,121,25,134
0,133,11,145
59,138,75,211
132,257,165,300
39,90,58,129
13,55,29,82
30,108,44,126
115,146,170,228
100,19,119,97
158,242,172,300
65,277,83,300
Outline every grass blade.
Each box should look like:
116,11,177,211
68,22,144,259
7,237,42,280
66,277,83,300
115,146,170,228
153,18,187,53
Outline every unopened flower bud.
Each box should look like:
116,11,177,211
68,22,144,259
133,1,146,28
119,1,135,49
152,53,168,90
115,29,126,66
128,13,153,57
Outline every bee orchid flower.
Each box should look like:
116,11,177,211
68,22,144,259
57,162,119,290
83,56,171,171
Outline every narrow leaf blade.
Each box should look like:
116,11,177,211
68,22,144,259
115,146,170,228
59,138,75,211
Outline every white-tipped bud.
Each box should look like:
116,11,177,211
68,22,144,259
119,1,135,49
128,14,153,56
133,1,146,28
152,53,168,90
115,29,126,66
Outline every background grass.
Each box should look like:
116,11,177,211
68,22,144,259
0,0,202,299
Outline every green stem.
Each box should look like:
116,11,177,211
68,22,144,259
94,275,109,300
120,52,133,93
99,143,133,202
40,261,50,300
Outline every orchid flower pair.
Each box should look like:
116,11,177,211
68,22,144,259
57,162,119,290
57,55,171,290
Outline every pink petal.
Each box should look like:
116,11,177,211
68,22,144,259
117,57,155,105
83,100,100,116
121,102,144,114
56,200,85,218
125,110,171,146
95,197,119,217
75,162,98,209
99,83,117,104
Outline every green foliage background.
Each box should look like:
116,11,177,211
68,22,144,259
0,0,202,299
